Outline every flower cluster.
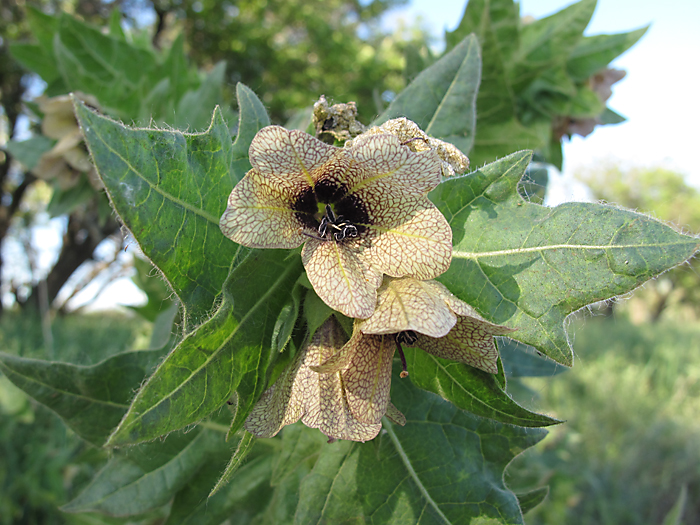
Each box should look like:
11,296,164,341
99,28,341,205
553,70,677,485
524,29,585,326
220,117,512,442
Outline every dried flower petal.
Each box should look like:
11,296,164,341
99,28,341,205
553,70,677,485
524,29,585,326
244,317,396,442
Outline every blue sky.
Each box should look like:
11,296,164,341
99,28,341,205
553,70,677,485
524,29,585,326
385,0,700,190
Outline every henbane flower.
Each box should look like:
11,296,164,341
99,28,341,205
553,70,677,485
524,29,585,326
311,276,514,425
220,124,452,318
244,316,405,442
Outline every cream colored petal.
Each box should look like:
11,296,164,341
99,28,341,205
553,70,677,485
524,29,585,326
49,129,83,157
344,133,442,197
301,239,382,319
301,318,382,442
299,316,347,430
315,371,382,442
416,315,513,374
243,342,308,438
249,125,340,187
358,276,457,338
63,147,93,173
362,200,452,280
219,169,307,249
385,402,406,426
343,333,395,425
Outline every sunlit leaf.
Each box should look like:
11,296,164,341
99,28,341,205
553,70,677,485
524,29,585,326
432,152,700,365
106,250,303,446
76,94,266,324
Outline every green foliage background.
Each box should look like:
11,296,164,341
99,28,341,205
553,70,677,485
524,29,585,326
0,1,698,524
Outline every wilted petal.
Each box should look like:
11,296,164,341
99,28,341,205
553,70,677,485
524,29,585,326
302,239,383,319
220,169,306,249
342,331,395,425
362,199,452,280
415,316,514,374
359,276,457,338
344,133,442,197
249,126,339,187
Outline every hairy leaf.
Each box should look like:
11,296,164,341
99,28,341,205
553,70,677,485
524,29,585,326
106,250,303,446
0,348,166,447
294,366,547,524
406,349,560,427
76,97,263,324
432,152,700,365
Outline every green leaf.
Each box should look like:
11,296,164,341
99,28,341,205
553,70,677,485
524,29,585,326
515,486,549,515
445,0,520,122
0,348,166,447
75,101,244,324
2,136,55,170
662,484,688,525
599,106,626,125
446,0,520,59
175,61,226,131
166,453,275,525
54,14,158,118
8,43,61,83
271,423,327,486
231,83,272,184
567,26,649,81
375,35,480,154
106,250,303,447
406,348,560,427
470,118,550,168
294,366,547,524
512,0,596,92
432,151,700,365
62,427,229,516
499,339,566,378
209,431,257,497
26,6,60,53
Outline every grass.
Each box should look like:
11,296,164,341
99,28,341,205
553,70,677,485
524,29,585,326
506,314,700,525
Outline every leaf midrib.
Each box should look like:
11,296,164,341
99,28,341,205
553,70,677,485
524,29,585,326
110,258,298,442
384,420,451,525
453,240,697,259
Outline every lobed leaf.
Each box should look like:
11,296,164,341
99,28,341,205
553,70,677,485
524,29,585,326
62,427,229,516
293,365,547,524
106,250,303,446
0,348,166,447
375,35,480,155
76,97,263,324
432,152,700,365
406,349,560,427
566,26,649,81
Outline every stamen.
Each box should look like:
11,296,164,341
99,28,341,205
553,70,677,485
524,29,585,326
400,137,430,146
396,344,409,378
